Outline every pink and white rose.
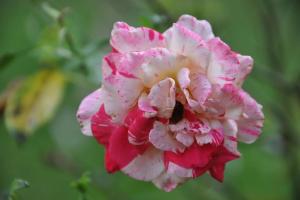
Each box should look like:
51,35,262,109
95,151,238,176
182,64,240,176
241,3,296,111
77,15,264,192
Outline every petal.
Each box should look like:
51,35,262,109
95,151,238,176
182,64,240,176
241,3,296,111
138,93,157,118
209,163,225,182
196,129,223,146
149,121,185,153
177,69,211,112
152,172,187,192
110,22,166,53
147,78,176,119
126,107,155,152
237,91,264,143
77,89,103,136
107,126,139,172
213,84,244,120
164,143,216,169
91,105,116,146
207,37,240,85
167,162,193,178
223,119,240,155
189,72,212,105
164,24,210,71
177,67,190,89
101,87,127,123
122,147,164,181
140,48,184,87
235,55,253,87
209,146,239,182
102,53,144,110
175,132,194,147
177,14,215,41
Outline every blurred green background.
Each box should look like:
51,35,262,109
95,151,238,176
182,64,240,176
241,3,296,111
0,0,300,199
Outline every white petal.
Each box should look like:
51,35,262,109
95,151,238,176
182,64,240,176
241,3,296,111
177,15,215,41
110,22,166,53
149,121,185,153
152,172,187,192
164,24,210,72
148,78,176,119
122,147,164,181
76,89,104,136
223,119,240,155
167,162,193,178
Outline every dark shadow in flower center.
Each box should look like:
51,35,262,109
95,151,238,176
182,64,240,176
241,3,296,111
170,101,184,124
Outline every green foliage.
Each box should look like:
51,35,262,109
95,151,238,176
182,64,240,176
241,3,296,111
8,179,30,200
71,172,91,200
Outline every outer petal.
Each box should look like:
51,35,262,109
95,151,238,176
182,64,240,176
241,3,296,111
206,84,243,120
167,162,193,178
235,55,253,87
164,143,215,170
177,14,215,41
106,126,139,172
208,146,240,182
91,105,116,146
102,53,144,110
164,24,210,72
152,172,187,192
237,91,264,143
122,147,164,181
110,22,166,53
77,89,103,136
149,121,185,153
207,37,240,85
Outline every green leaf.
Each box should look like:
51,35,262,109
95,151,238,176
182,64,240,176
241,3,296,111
4,69,65,142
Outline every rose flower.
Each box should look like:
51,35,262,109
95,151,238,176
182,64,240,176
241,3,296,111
77,15,264,192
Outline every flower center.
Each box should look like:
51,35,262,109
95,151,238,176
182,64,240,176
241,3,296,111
170,101,184,124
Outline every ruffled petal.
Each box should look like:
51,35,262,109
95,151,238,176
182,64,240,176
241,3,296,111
177,14,215,41
237,91,264,143
235,54,253,87
189,72,212,105
140,48,184,87
110,22,166,53
122,147,164,181
164,24,210,72
77,89,104,136
125,107,155,153
147,78,176,119
102,53,144,111
164,143,215,170
207,37,240,85
149,121,185,153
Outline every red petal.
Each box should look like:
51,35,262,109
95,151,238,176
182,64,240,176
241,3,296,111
91,105,116,146
126,107,155,154
105,150,119,173
107,126,140,172
164,143,216,169
209,163,225,182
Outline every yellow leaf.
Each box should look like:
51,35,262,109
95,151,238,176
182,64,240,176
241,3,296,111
5,69,65,140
